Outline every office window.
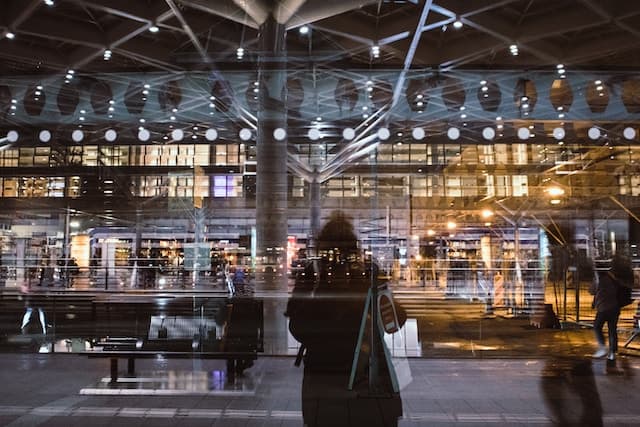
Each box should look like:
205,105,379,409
0,149,18,167
512,144,528,165
495,144,508,164
291,177,305,198
446,176,462,197
512,175,529,196
136,176,168,197
83,146,98,166
1,178,18,197
213,175,242,197
480,145,495,165
411,176,427,197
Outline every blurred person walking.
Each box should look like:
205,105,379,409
590,254,634,361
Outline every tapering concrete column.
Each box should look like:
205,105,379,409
255,15,288,292
254,15,289,355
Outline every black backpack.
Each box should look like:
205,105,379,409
617,282,634,308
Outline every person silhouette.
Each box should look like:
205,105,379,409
540,356,603,426
286,211,404,427
20,285,47,335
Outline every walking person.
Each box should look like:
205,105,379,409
590,254,633,361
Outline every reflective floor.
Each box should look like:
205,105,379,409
0,353,639,426
2,287,640,426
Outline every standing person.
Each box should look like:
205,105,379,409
285,211,404,426
590,254,633,361
232,266,246,296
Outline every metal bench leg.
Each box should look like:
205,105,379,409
127,358,135,376
624,330,639,348
110,358,118,384
226,359,236,384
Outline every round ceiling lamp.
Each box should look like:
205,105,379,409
482,127,496,140
623,127,636,140
588,127,601,140
39,130,51,143
71,130,84,142
239,128,252,141
273,128,287,141
205,128,218,141
343,127,355,140
171,129,184,141
552,127,565,140
105,129,117,142
138,128,150,142
7,130,19,143
412,127,425,140
377,128,390,140
447,127,460,140
308,128,321,141
517,127,530,140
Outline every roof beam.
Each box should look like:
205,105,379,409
165,0,209,63
286,0,379,29
179,0,258,29
392,0,433,107
68,9,176,71
275,0,308,25
232,0,270,26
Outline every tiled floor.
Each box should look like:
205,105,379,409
1,353,640,426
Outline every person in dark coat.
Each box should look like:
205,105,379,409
285,211,404,426
590,254,633,360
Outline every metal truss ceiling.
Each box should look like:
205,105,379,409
1,0,640,76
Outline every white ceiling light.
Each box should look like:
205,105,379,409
517,127,530,140
149,24,159,33
343,127,356,140
5,32,15,40
39,130,51,143
71,130,84,142
6,130,19,143
482,127,496,140
588,127,600,140
105,129,117,142
553,127,566,140
205,128,218,141
377,128,390,140
239,128,252,141
138,128,150,142
308,128,321,141
171,129,184,141
623,127,637,140
453,18,463,29
273,128,287,141
447,127,460,140
299,25,309,35
412,127,425,140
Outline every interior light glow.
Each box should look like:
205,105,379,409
239,128,252,141
149,25,159,33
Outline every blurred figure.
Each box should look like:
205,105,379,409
540,357,603,427
286,211,404,427
20,285,46,335
233,266,246,295
590,254,633,361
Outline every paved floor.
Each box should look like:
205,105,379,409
0,352,639,426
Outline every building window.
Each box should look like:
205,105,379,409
512,175,529,197
213,175,242,197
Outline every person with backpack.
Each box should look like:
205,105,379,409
590,254,634,361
